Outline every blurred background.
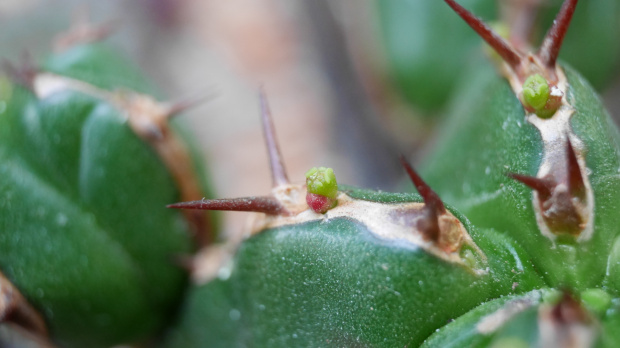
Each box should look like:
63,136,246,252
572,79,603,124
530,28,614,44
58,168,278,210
2,0,619,237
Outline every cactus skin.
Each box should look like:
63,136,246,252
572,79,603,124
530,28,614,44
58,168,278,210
163,188,545,348
161,1,620,346
421,61,620,291
376,0,497,112
423,288,620,347
0,44,209,347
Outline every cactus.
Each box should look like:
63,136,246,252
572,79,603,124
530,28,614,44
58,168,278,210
3,0,620,347
377,0,620,114
161,0,620,347
0,41,212,347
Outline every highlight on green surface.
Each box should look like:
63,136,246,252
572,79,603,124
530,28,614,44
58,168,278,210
305,167,338,199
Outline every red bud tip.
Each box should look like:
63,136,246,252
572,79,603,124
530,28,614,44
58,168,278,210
306,193,336,214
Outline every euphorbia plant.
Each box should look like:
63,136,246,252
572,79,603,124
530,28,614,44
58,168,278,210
0,37,213,347
162,0,620,347
2,0,620,347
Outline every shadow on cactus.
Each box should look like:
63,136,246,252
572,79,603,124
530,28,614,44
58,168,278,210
162,0,620,347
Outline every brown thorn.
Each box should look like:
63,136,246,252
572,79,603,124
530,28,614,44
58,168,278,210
2,52,37,91
167,196,288,215
399,155,446,214
259,87,289,187
166,90,218,119
565,136,585,198
507,172,554,200
53,6,119,52
0,322,57,348
551,289,588,324
443,0,523,69
537,0,578,71
170,254,195,272
0,273,48,339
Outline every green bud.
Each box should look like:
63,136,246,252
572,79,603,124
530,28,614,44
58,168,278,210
522,74,550,111
305,167,338,199
580,288,612,316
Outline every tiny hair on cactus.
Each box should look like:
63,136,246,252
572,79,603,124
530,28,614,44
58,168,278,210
305,167,338,214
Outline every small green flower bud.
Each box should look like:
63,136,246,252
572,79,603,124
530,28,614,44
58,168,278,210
522,74,550,111
305,167,338,199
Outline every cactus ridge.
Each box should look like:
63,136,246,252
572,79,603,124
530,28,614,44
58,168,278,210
444,0,593,240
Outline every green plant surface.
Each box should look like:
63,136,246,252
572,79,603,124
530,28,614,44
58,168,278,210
421,61,620,292
43,43,156,96
421,289,547,348
375,0,497,113
162,189,545,348
423,288,620,347
0,44,206,347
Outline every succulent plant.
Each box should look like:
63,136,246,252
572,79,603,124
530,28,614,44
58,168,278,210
377,0,620,114
2,0,620,347
0,40,212,347
161,0,620,347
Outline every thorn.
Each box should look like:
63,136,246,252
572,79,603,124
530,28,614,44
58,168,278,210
538,0,578,72
53,6,119,52
2,52,37,90
565,137,585,198
167,196,287,215
507,172,554,200
259,87,289,187
443,0,523,69
400,155,446,213
551,289,588,324
170,254,195,272
166,90,218,118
